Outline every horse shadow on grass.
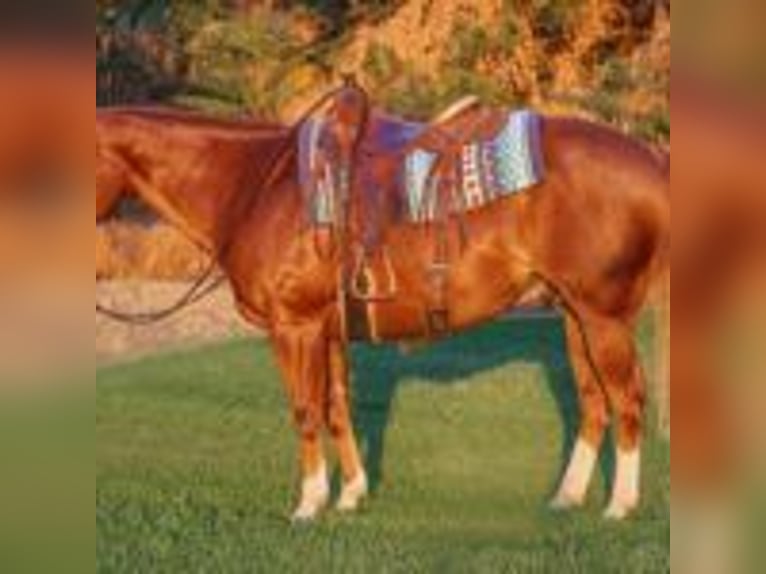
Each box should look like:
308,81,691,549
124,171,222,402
349,313,616,496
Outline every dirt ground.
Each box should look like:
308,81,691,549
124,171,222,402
96,280,253,365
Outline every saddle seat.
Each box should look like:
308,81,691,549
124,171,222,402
362,95,484,155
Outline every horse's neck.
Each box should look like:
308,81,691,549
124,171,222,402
109,139,227,253
96,150,129,220
99,113,295,257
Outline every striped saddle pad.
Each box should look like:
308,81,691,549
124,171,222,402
299,109,544,225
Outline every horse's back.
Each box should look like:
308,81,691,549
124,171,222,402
97,106,287,142
542,115,667,185
529,115,669,317
540,114,669,230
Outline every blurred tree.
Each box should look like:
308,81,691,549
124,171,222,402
96,0,179,106
181,7,300,116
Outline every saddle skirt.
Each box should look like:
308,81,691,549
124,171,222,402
298,108,544,226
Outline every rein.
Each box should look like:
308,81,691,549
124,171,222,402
96,264,225,326
96,80,360,326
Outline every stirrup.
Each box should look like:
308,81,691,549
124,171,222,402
350,246,398,303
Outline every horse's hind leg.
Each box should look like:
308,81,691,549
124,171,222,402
605,358,646,520
272,322,331,522
327,338,368,511
551,314,610,510
577,313,646,520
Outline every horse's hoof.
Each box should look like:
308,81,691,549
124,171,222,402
336,472,369,513
603,500,637,521
291,465,329,523
290,493,329,523
549,491,584,511
290,512,314,525
290,503,324,524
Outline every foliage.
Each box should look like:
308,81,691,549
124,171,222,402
165,0,227,47
96,0,669,143
586,91,623,124
446,20,490,70
98,0,170,32
632,107,670,143
379,72,443,118
97,0,178,106
600,56,635,95
369,10,524,119
593,53,669,143
183,10,300,117
362,42,401,85
493,8,520,56
296,0,403,33
376,68,510,120
530,0,582,48
97,0,299,115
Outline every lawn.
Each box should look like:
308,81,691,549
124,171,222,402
97,315,669,573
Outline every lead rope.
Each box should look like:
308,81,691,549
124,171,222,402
96,265,225,326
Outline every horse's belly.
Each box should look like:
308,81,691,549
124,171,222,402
354,238,536,341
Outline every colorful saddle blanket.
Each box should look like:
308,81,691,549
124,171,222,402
298,109,544,225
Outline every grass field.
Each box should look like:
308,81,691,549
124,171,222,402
97,315,669,573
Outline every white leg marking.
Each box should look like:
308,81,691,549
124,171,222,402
604,448,641,520
291,461,329,522
336,470,369,512
551,438,599,510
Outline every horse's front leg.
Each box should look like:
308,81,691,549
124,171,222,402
327,338,368,512
272,321,331,522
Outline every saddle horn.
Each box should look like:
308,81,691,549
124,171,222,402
431,95,481,125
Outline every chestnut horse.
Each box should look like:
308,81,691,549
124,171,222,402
96,94,669,522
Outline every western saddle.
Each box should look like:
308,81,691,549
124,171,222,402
310,81,511,336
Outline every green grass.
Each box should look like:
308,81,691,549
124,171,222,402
97,316,669,573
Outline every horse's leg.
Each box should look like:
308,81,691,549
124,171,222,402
326,338,368,511
272,322,331,522
580,313,646,520
551,314,610,509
